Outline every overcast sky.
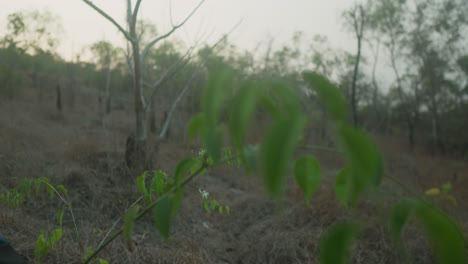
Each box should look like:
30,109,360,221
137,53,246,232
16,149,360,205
0,0,357,59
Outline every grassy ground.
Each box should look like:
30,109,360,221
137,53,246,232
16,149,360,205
0,90,467,263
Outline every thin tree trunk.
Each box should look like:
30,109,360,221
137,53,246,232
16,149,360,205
351,35,362,126
56,84,62,113
105,66,112,114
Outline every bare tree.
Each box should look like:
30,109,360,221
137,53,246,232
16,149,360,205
81,0,205,169
343,3,368,126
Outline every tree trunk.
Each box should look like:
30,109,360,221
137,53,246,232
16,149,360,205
56,84,62,113
105,57,112,115
351,35,362,127
126,38,149,171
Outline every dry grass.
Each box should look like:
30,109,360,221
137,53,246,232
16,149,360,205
0,90,467,264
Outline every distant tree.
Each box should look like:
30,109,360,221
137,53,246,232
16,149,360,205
90,40,123,115
343,2,369,126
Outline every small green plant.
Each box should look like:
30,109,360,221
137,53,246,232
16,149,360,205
0,177,80,262
34,209,64,263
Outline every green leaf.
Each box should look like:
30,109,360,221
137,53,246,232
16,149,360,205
174,158,198,185
294,155,321,202
151,171,166,196
136,172,150,203
414,202,466,264
202,67,233,125
45,184,55,199
261,114,307,197
57,185,68,197
241,144,258,172
203,125,223,163
229,80,260,150
335,167,349,208
425,188,441,196
442,182,452,194
187,113,206,142
390,199,415,242
303,71,347,122
210,199,218,210
319,222,358,264
49,228,62,246
98,259,109,264
171,189,185,216
203,200,210,212
154,196,172,239
338,125,383,204
57,209,64,226
34,233,48,261
225,206,230,215
123,206,139,242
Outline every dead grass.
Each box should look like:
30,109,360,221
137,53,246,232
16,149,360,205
0,91,467,264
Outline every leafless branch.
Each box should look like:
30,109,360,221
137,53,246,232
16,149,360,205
131,0,143,27
149,46,195,100
159,70,198,139
210,18,243,51
82,0,134,42
140,0,205,61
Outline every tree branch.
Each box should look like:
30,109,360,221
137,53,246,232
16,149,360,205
131,0,143,29
82,0,134,42
140,0,205,61
149,46,195,100
159,70,198,139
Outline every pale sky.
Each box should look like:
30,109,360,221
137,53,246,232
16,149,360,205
0,0,357,60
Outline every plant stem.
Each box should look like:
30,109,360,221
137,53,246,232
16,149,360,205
83,163,208,264
41,180,83,251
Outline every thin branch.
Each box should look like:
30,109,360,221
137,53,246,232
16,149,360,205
159,70,198,139
140,0,205,61
83,161,210,264
149,45,195,100
131,0,143,28
210,18,243,51
82,0,134,42
97,196,145,249
40,179,82,251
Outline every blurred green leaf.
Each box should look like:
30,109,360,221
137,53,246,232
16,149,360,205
425,188,441,196
57,208,64,226
414,202,466,264
229,80,260,150
261,114,306,197
49,228,62,246
294,155,321,202
187,113,206,142
335,167,349,208
98,259,109,264
174,158,198,184
34,233,48,261
442,183,452,194
154,196,172,239
338,125,383,204
319,222,358,264
123,206,139,242
151,171,166,196
136,172,150,203
303,71,347,122
202,67,233,125
390,199,415,242
203,125,223,163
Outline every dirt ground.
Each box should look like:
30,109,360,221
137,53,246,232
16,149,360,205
1,91,467,263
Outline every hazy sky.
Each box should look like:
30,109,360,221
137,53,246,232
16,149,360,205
0,0,357,60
